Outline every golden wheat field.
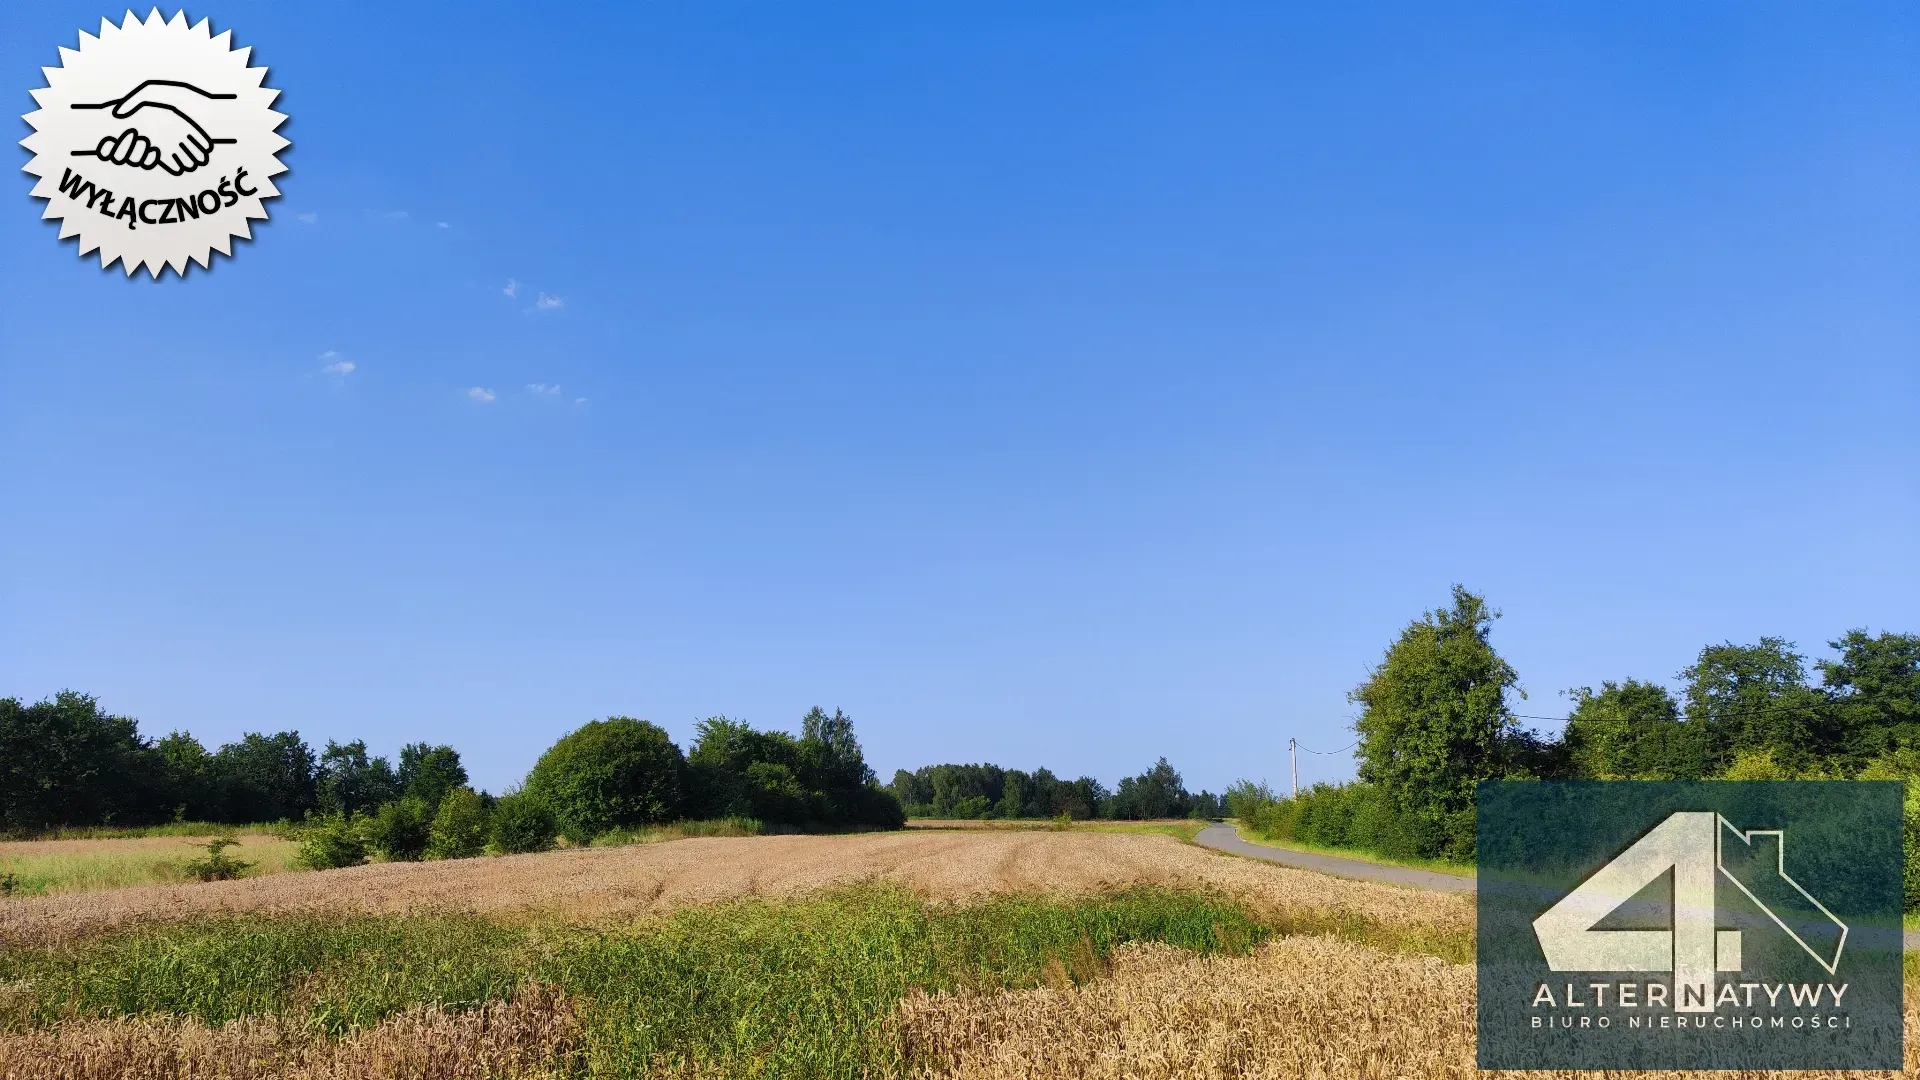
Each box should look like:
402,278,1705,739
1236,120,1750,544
0,831,1913,1079
0,829,1468,948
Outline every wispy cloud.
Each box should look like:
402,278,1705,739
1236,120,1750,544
466,387,496,403
319,350,355,376
535,292,564,312
527,383,561,396
574,397,587,405
295,212,317,225
436,221,450,229
383,210,409,221
503,278,519,299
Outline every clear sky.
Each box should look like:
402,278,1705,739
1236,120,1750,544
3,4,1915,797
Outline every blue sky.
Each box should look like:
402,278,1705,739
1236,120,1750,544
3,4,1915,796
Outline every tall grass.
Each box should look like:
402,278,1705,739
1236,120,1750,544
0,836,304,898
1,822,290,842
0,884,1266,1077
587,815,764,847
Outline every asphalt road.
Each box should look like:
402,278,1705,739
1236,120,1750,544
1195,823,1920,949
1194,823,1477,893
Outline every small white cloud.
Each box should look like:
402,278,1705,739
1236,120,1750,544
535,292,564,312
574,397,587,405
527,383,561,396
320,349,340,360
295,212,317,225
323,359,356,376
436,221,450,229
466,386,496,403
383,210,409,220
503,278,519,299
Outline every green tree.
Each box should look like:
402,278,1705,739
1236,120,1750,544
1819,630,1920,764
525,717,686,842
0,691,162,830
1560,680,1702,779
209,732,317,824
425,786,490,859
1350,585,1521,860
1104,758,1190,819
154,731,218,820
397,743,468,812
364,796,433,861
1682,638,1828,773
296,812,368,869
316,739,401,817
489,790,558,854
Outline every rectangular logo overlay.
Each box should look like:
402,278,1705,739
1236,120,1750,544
1477,781,1903,1070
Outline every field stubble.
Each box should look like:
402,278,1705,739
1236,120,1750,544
4,831,1897,1079
0,830,1471,951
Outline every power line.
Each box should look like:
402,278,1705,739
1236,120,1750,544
1293,741,1358,755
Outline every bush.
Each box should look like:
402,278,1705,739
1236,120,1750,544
180,836,252,881
489,791,558,854
525,718,685,843
365,797,433,862
1244,781,1459,862
295,813,367,870
425,787,490,860
949,794,991,820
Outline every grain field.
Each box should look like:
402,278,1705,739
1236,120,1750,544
0,830,1470,949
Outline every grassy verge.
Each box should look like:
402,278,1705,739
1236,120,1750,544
0,822,291,842
0,833,304,898
0,883,1273,1077
586,816,765,847
905,818,1208,842
1228,821,1475,878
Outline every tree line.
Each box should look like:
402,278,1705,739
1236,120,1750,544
888,757,1225,820
1233,585,1920,872
0,698,904,861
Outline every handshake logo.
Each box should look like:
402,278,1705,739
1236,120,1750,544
21,10,288,277
72,79,239,177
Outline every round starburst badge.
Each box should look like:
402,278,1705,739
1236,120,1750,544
21,10,288,278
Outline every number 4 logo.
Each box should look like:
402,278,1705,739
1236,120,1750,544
1532,811,1847,1013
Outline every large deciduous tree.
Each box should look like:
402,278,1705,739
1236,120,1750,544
398,743,468,812
1681,638,1829,773
1351,585,1520,859
0,691,161,830
525,717,686,842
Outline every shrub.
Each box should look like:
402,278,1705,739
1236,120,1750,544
365,797,433,862
949,794,991,820
296,812,368,870
525,718,685,843
181,836,253,881
426,787,490,860
490,791,558,854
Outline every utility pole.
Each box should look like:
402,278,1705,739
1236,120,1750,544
1290,737,1298,798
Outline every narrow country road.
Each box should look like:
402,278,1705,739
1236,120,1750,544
1196,823,1920,949
1194,823,1476,893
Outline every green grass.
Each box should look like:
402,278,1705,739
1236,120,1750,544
1229,821,1475,878
1,822,291,842
0,834,304,898
587,816,765,847
0,884,1268,1076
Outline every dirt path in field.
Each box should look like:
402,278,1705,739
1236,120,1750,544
0,829,1472,948
1194,823,1477,893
